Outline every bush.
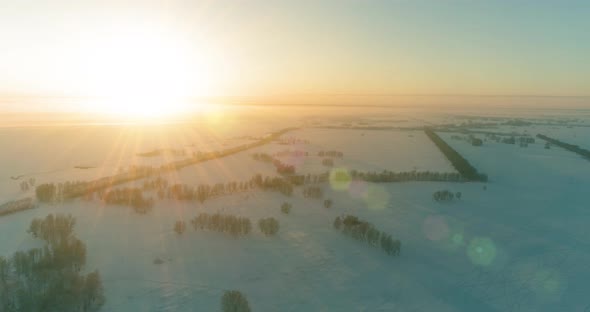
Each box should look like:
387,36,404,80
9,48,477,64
258,218,279,236
221,290,251,312
281,202,291,214
433,190,455,202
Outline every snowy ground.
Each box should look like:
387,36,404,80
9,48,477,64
2,109,590,311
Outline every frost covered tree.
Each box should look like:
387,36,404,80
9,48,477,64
221,290,251,312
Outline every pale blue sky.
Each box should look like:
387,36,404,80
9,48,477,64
0,0,588,102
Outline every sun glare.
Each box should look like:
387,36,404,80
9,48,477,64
79,25,213,120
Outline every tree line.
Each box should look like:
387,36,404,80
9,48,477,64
190,213,253,237
102,187,154,214
537,134,590,160
333,215,401,256
424,129,488,182
177,213,281,238
0,214,104,312
33,128,299,201
349,169,464,183
165,174,295,202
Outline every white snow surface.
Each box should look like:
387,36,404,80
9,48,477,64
1,114,590,311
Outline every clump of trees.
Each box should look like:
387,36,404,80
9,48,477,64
333,215,401,256
0,214,105,312
102,187,154,214
174,221,186,234
221,290,251,312
281,202,292,214
469,135,483,146
303,186,323,199
433,190,461,202
36,183,57,202
258,218,279,236
424,129,488,182
191,213,252,237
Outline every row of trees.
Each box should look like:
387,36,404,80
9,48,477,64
433,190,461,202
424,129,488,182
537,134,590,160
190,213,253,237
0,197,35,217
177,214,281,237
164,174,295,203
102,188,154,214
349,169,465,183
32,128,298,203
0,214,104,311
333,215,401,256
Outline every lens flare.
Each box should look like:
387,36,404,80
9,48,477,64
467,237,497,266
329,167,352,191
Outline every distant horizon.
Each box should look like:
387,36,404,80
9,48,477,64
2,93,590,114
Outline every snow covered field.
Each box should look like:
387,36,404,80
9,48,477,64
2,108,590,311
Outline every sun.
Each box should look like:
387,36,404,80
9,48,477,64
78,25,213,120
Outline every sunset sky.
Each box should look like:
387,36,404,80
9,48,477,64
1,0,589,110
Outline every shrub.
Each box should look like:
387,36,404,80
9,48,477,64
281,202,291,214
258,218,279,236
